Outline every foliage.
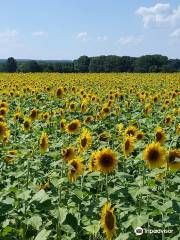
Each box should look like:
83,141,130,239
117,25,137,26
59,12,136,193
0,73,179,240
1,55,180,73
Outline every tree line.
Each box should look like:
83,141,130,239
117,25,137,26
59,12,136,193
1,55,180,73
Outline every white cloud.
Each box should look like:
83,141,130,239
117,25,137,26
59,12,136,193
0,29,18,39
170,28,180,37
32,31,47,37
76,32,88,42
118,35,143,45
97,36,108,42
136,3,180,28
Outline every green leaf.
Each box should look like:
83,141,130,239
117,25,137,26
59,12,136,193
115,232,130,240
1,226,13,237
83,222,100,236
171,233,180,240
128,214,149,229
27,215,42,230
58,207,67,224
31,190,49,203
128,186,150,200
171,176,180,184
74,189,84,200
35,229,51,240
146,168,166,177
16,190,31,200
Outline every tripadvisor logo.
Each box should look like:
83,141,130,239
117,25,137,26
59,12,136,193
134,227,143,235
134,227,173,235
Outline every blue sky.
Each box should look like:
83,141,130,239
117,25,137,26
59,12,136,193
0,0,180,60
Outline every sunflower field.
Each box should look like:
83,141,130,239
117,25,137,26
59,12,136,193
0,73,180,240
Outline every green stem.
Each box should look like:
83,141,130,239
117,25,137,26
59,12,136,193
57,184,62,240
105,174,109,201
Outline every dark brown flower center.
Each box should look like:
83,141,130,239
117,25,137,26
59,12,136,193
127,130,135,136
137,133,143,140
166,117,171,123
57,89,62,96
70,104,75,109
168,152,176,163
0,109,6,115
65,149,72,158
81,138,87,148
24,122,29,128
31,110,37,118
41,138,46,148
105,211,115,230
68,122,78,131
125,140,130,151
103,108,110,114
100,154,113,167
149,149,159,161
156,132,163,141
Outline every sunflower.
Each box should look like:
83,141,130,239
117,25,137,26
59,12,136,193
136,131,144,141
143,142,166,169
13,112,22,123
164,115,173,125
0,107,8,116
116,123,124,133
62,147,76,162
38,177,51,191
0,101,8,109
124,125,138,137
68,158,84,182
176,123,180,135
60,119,66,130
167,149,180,170
122,136,135,158
100,202,117,240
0,121,9,141
84,115,94,125
39,132,48,153
125,101,130,108
155,172,166,181
59,108,64,117
66,119,81,134
78,128,92,152
153,95,158,103
23,118,31,131
98,131,111,142
95,148,117,174
155,126,166,144
5,150,17,163
101,106,111,117
42,112,49,121
80,101,87,113
56,87,64,97
71,86,76,93
173,108,178,116
30,108,38,120
0,115,4,122
115,107,121,116
88,151,97,172
144,103,152,114
69,102,76,112
96,113,101,121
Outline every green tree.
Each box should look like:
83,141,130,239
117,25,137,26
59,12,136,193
28,61,42,72
89,56,106,72
6,57,17,72
74,55,90,72
134,55,168,72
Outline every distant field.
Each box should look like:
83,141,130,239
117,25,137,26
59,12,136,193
0,73,179,240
